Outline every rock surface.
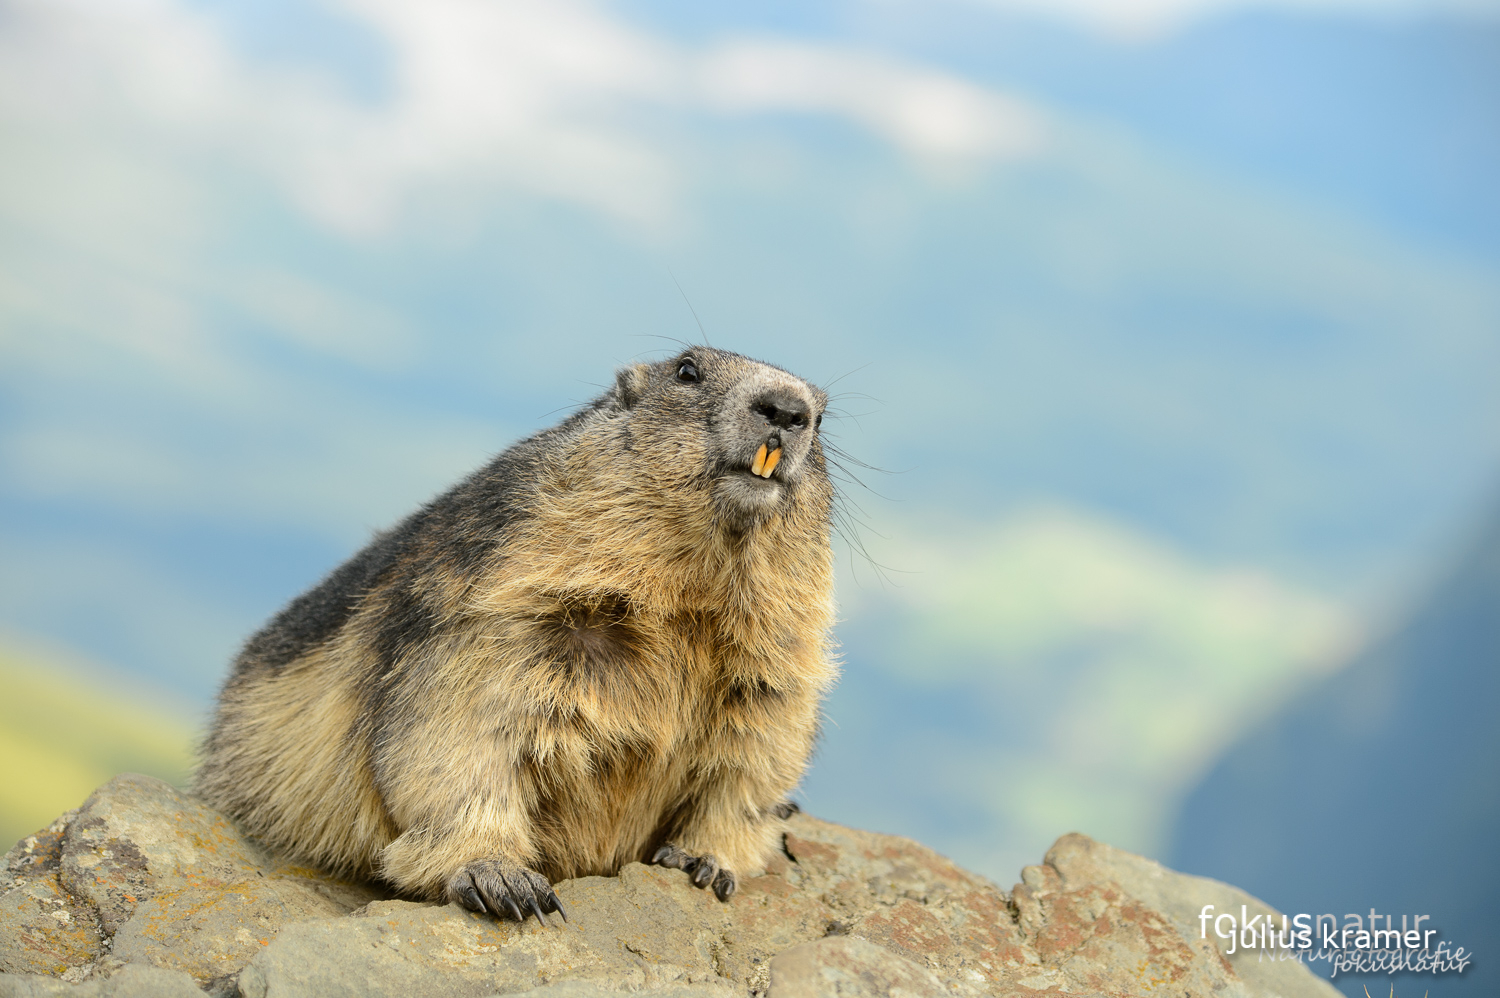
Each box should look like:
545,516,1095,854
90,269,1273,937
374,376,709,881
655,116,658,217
769,937,948,997
1,773,1340,998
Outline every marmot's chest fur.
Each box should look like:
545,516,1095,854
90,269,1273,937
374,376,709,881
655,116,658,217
196,347,837,921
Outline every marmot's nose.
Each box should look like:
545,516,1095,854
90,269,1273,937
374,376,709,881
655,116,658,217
750,389,811,433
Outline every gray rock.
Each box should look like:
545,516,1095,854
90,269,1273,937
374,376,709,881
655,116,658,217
6,777,1346,998
57,774,275,935
1010,832,1341,998
1,813,102,976
769,936,948,997
6,775,381,990
109,875,348,983
496,985,739,998
500,985,739,998
236,866,750,998
0,963,202,997
1,813,78,896
0,878,103,977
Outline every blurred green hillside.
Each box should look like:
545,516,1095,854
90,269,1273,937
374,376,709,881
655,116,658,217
807,504,1357,880
0,640,198,850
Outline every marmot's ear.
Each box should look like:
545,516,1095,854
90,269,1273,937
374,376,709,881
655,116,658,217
614,363,650,409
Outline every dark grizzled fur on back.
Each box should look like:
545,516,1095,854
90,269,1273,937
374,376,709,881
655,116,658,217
235,411,595,677
197,347,839,923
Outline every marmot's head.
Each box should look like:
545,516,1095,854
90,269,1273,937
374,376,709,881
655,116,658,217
611,347,832,531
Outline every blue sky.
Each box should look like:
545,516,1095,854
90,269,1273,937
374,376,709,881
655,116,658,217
1,0,1497,879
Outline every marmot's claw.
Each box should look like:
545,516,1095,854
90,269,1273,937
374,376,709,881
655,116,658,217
691,855,719,887
547,891,569,921
447,858,560,927
454,881,486,913
652,844,686,868
650,843,735,901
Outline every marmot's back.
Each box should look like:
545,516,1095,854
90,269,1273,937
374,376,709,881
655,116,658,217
197,348,837,921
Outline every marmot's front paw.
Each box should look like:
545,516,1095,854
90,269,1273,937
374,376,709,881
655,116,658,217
447,858,568,925
651,843,737,900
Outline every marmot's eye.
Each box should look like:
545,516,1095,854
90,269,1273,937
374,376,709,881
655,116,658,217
676,360,700,383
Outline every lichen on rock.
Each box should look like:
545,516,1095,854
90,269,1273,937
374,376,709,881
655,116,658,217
1,773,1340,998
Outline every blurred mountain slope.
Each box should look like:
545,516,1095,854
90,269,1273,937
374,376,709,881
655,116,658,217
1168,500,1500,997
804,504,1354,882
0,640,198,849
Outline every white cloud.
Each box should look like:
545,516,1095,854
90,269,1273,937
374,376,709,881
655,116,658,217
950,0,1500,39
276,0,683,232
697,40,1045,162
0,0,1049,235
0,346,507,543
221,270,416,370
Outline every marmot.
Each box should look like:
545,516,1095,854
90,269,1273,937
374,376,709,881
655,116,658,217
196,347,837,923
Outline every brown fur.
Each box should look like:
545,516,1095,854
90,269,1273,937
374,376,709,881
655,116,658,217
196,348,837,914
